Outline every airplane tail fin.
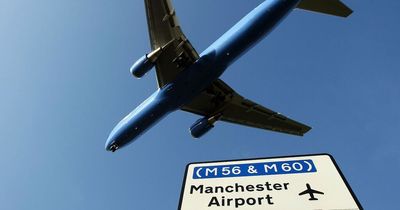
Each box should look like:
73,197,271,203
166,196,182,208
297,0,353,17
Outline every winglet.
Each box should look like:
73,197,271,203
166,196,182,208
297,0,353,17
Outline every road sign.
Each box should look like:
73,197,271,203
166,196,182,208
179,154,362,210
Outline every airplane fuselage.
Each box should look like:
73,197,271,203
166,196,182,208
106,0,301,151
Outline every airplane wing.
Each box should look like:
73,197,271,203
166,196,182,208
299,189,324,195
181,80,311,136
298,190,311,196
144,0,199,87
310,189,324,195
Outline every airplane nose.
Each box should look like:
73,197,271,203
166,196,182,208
105,133,120,152
108,143,119,152
105,139,119,152
105,104,146,152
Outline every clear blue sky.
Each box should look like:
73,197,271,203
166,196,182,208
1,0,399,209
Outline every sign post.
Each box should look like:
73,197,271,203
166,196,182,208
179,154,362,210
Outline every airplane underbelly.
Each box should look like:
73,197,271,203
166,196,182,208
171,51,224,105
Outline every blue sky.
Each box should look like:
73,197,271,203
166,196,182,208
1,0,399,209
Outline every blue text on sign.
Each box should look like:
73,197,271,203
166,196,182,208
193,159,316,179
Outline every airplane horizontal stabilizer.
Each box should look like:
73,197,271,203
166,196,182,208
297,0,353,17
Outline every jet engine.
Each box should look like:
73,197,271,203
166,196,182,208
130,47,162,78
190,117,214,138
189,114,221,138
130,55,154,78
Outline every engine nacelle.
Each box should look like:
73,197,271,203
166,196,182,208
190,117,214,138
130,55,155,78
130,48,163,78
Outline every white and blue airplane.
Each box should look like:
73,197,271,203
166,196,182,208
106,0,352,152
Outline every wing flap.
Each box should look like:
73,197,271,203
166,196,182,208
298,190,310,196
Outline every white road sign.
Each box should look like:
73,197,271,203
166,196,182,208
179,154,362,210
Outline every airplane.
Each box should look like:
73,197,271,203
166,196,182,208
298,183,325,201
105,0,352,152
